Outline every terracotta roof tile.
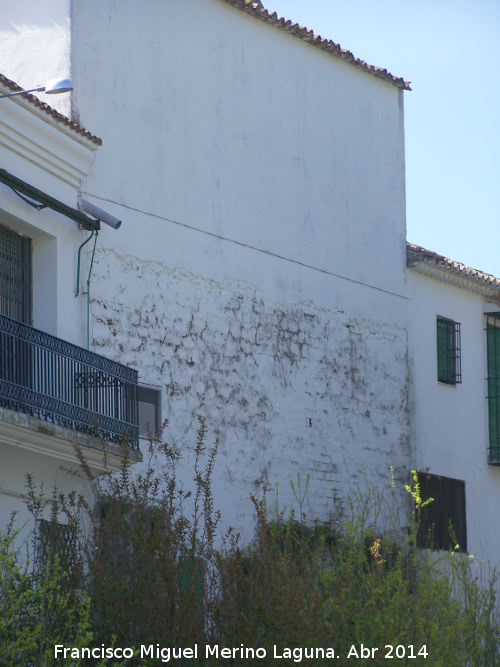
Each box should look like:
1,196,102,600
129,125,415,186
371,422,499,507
0,73,102,146
219,0,411,90
407,242,500,291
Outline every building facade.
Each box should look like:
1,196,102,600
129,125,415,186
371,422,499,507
408,243,500,563
0,73,142,539
1,0,412,544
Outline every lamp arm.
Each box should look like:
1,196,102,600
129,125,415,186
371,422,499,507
0,86,45,99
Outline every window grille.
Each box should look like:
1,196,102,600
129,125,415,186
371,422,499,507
0,223,32,324
486,313,500,463
37,519,76,571
436,316,461,385
416,472,467,552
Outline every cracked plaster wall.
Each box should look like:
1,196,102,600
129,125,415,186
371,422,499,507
91,249,411,543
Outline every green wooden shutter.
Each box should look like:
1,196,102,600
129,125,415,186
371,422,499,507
437,318,451,382
486,316,500,462
437,317,461,384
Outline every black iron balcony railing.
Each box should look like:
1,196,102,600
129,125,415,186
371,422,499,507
0,313,139,449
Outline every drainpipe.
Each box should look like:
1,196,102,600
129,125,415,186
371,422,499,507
75,230,99,349
75,231,94,298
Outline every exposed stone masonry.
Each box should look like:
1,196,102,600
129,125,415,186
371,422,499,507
91,249,411,540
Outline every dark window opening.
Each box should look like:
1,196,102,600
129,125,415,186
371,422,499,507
0,224,33,392
416,472,467,552
138,385,161,438
0,223,32,324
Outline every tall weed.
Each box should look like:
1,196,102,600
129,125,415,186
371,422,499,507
3,422,500,665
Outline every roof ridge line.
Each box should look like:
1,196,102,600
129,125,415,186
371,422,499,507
220,0,411,90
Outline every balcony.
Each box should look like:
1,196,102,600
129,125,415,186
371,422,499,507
0,313,139,451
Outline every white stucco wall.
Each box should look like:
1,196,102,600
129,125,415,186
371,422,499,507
70,0,407,301
0,434,86,548
408,269,500,565
0,0,411,543
89,246,411,540
70,0,410,541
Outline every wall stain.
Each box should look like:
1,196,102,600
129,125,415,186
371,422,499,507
90,249,411,540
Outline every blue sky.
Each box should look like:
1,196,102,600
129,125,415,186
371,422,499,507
268,0,499,276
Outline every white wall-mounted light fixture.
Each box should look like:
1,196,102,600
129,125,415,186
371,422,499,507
0,77,73,99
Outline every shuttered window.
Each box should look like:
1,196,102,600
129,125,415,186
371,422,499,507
0,223,32,324
416,472,467,552
437,316,461,385
486,313,500,463
138,386,161,438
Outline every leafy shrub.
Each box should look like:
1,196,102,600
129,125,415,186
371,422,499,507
4,422,500,666
0,519,92,666
62,417,220,664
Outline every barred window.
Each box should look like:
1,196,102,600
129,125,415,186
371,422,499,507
0,223,32,324
436,316,461,385
486,313,500,463
37,519,76,571
416,472,467,552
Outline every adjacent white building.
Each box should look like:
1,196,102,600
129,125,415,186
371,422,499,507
408,242,500,563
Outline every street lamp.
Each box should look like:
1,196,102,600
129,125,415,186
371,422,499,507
0,77,73,99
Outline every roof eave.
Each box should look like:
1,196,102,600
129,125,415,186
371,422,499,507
220,0,411,90
0,73,102,146
408,246,500,304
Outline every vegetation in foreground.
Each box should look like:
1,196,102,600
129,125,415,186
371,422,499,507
1,418,499,666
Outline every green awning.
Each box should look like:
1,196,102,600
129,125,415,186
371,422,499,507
0,168,99,231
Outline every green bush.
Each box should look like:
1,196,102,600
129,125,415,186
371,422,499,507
213,473,500,665
61,417,220,665
4,422,500,666
0,520,92,667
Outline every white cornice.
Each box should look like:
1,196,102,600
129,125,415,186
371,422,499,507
0,96,98,189
0,408,142,474
408,262,500,304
